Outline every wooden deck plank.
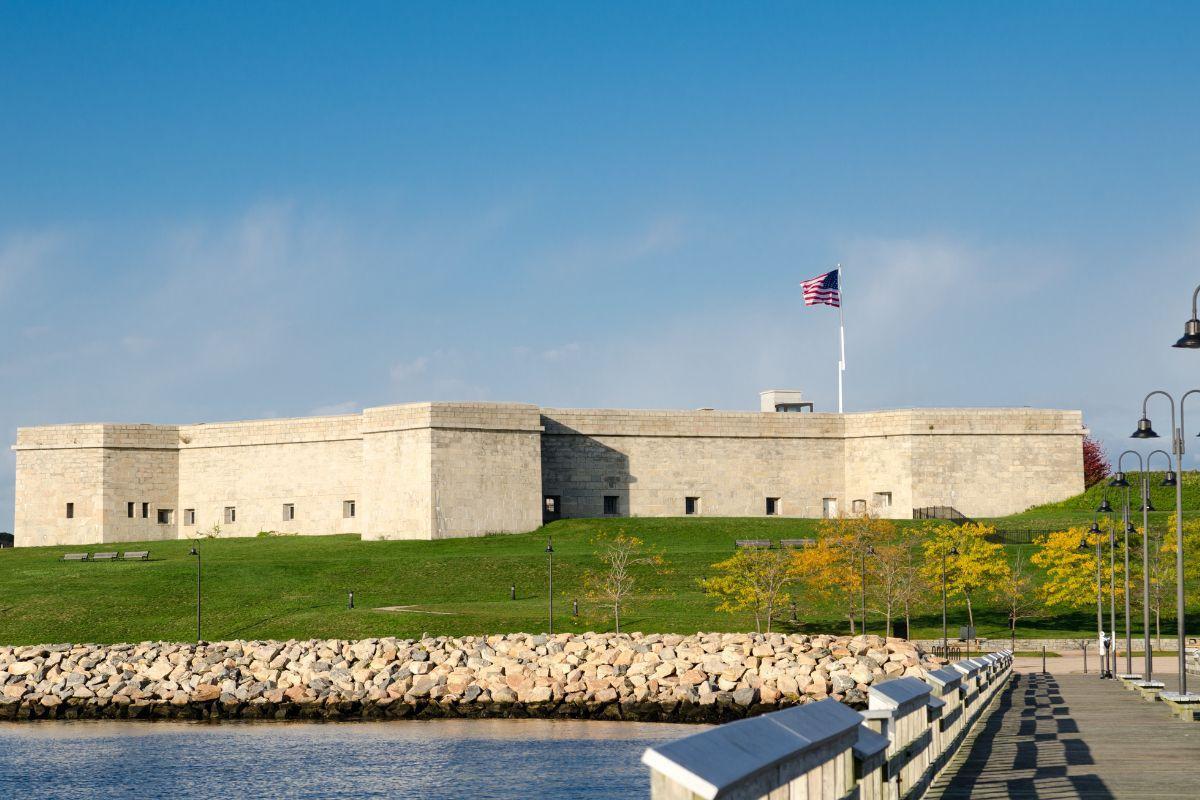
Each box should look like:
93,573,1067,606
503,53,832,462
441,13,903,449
926,670,1200,799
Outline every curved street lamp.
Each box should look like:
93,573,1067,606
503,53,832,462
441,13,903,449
1082,522,1107,678
860,543,876,636
1173,284,1200,348
1115,451,1147,678
941,544,958,654
1131,389,1200,698
188,544,201,643
545,537,554,635
1141,448,1175,685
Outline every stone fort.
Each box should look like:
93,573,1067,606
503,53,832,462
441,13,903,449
12,390,1084,547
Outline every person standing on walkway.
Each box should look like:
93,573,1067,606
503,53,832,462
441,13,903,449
1099,630,1112,678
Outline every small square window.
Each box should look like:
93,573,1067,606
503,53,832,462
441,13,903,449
157,509,173,525
283,503,295,522
852,499,867,514
66,502,74,519
766,497,780,516
141,502,149,519
224,506,236,524
183,509,195,526
685,496,700,515
127,502,134,518
873,491,892,508
343,500,356,519
603,495,619,515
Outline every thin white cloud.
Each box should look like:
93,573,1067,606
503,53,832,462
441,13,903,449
0,231,66,301
534,215,687,276
310,400,360,416
390,356,430,383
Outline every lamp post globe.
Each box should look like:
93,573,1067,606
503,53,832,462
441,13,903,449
1130,418,1159,439
1174,286,1200,348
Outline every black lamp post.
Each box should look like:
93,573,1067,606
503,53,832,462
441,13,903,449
188,544,201,643
1115,452,1147,678
860,543,875,636
1173,284,1200,348
1131,390,1200,698
545,537,554,635
1141,448,1174,684
1107,472,1127,678
941,544,958,654
1083,523,1107,678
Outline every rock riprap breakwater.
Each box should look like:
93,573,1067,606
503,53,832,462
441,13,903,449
0,632,941,723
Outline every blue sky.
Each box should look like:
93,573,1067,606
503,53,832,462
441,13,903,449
3,3,1200,530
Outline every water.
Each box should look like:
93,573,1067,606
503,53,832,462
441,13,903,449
0,719,703,799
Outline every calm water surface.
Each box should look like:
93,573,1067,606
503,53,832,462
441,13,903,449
0,718,703,799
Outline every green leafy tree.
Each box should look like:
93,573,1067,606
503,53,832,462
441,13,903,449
921,522,1009,634
700,548,794,633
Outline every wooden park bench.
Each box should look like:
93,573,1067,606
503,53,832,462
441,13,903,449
121,551,150,561
92,552,118,561
61,552,90,562
735,539,772,549
779,538,817,549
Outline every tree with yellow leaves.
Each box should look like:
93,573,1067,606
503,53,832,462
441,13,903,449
791,536,859,633
920,522,1009,634
811,513,897,633
1030,523,1122,612
699,547,794,633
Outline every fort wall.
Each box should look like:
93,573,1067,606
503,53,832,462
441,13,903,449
11,403,1085,547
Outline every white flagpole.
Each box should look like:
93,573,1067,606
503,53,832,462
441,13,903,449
837,263,845,413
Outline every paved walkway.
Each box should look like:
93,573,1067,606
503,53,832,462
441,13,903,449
927,670,1200,799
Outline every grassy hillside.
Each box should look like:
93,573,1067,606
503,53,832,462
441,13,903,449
979,470,1200,530
1,511,1193,646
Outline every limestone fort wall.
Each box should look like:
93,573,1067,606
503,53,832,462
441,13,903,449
11,402,1084,547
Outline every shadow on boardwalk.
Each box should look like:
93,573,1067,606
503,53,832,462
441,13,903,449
927,670,1200,799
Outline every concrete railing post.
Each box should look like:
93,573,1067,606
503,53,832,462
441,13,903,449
644,650,1014,800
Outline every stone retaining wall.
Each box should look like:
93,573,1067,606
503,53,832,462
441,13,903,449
0,632,939,723
915,637,1200,653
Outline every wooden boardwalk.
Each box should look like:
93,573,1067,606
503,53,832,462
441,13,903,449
926,670,1200,799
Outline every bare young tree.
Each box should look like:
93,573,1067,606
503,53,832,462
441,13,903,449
1001,548,1041,651
582,533,667,633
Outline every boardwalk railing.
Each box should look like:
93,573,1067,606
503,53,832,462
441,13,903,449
642,650,1013,800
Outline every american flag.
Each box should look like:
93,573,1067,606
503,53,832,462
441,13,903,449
801,269,840,307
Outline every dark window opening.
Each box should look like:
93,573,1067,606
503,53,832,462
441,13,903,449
343,500,356,519
157,509,173,525
184,509,195,526
766,497,780,516
685,497,700,515
283,503,295,522
603,495,619,516
543,495,561,523
224,506,236,524
141,502,149,519
66,503,74,519
127,502,134,518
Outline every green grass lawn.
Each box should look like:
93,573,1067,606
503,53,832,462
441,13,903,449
978,470,1200,530
2,478,1199,646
